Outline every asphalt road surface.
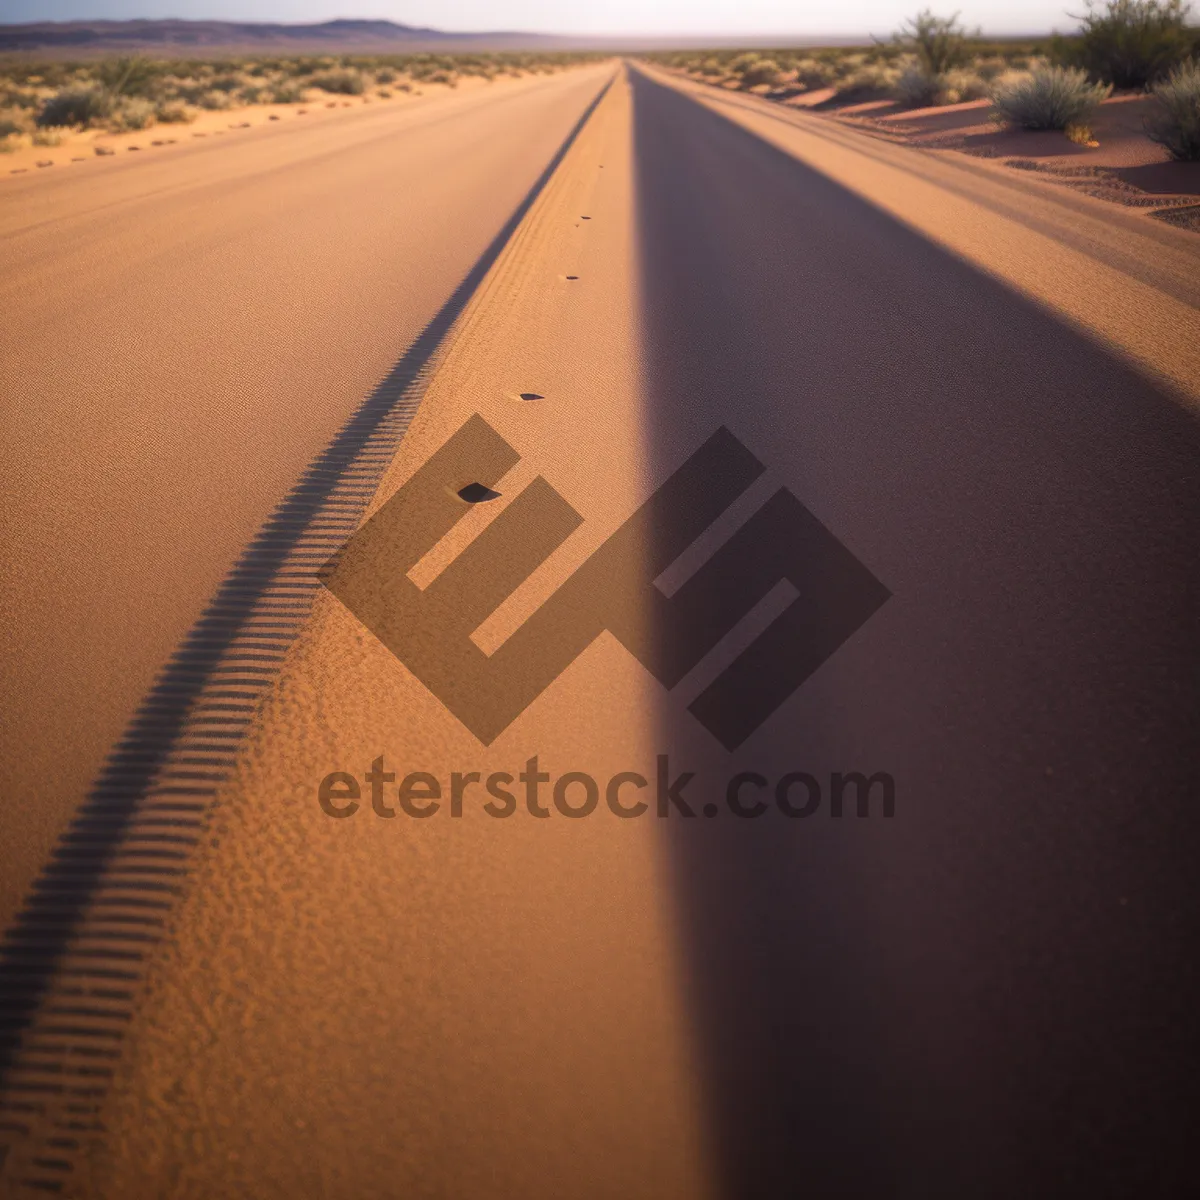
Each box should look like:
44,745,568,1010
2,62,1199,1199
0,63,614,933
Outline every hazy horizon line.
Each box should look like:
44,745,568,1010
0,15,1073,37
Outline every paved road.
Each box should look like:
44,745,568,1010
0,64,614,933
3,62,1199,1199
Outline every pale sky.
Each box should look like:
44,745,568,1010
0,2,1091,37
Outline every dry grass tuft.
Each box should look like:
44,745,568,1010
992,66,1112,130
1145,58,1200,159
1,50,591,143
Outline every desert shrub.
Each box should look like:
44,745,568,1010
941,67,991,100
1059,0,1193,87
375,68,397,84
170,82,209,104
31,127,68,145
793,58,838,88
894,63,989,106
37,85,111,127
107,97,156,131
890,9,979,75
992,64,1112,128
197,90,232,111
895,65,943,105
311,68,365,95
95,55,158,97
1145,58,1200,157
738,58,784,88
990,67,1035,92
833,62,903,101
428,70,456,85
2,87,40,111
0,115,24,144
974,55,1010,81
726,51,764,78
209,73,243,93
154,101,193,123
271,82,307,103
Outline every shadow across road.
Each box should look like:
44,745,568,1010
630,66,1200,1199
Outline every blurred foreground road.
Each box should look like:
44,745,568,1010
3,62,1200,1199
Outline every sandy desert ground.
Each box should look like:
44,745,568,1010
0,69,542,177
831,91,1200,224
3,58,1200,1199
668,64,1200,227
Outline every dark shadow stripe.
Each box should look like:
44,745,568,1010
643,65,1200,312
631,63,1200,1200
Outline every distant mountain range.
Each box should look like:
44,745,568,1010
0,17,878,56
0,18,561,54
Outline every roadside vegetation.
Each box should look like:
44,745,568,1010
643,1,1198,140
0,51,594,152
992,66,1112,135
643,26,1053,108
1055,0,1195,87
1145,58,1200,156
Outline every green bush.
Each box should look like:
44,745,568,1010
725,52,763,77
1060,0,1193,87
895,65,942,105
941,67,992,100
833,63,903,101
154,101,193,123
974,55,1011,81
890,9,978,75
271,82,307,104
1145,58,1200,157
95,55,158,97
37,86,111,127
793,58,838,88
738,58,784,88
992,64,1112,128
894,63,991,107
2,87,39,110
311,69,366,95
197,90,232,111
107,97,156,131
